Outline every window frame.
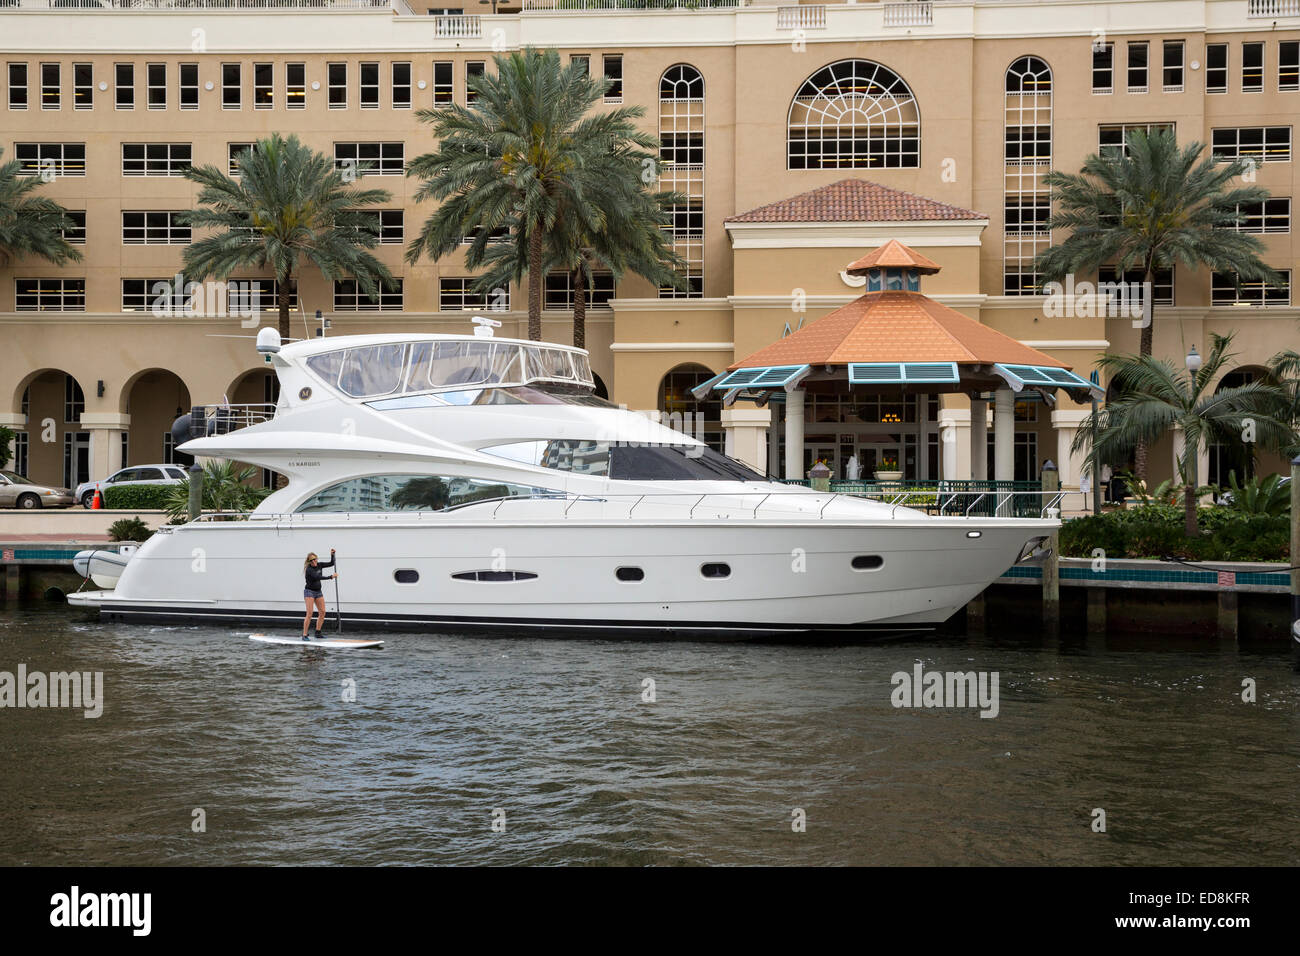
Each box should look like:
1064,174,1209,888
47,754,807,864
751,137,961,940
1162,39,1185,93
334,278,404,312
15,278,86,313
179,63,199,110
392,61,411,109
73,63,92,110
1091,41,1114,94
115,62,134,110
121,142,193,178
8,63,28,110
1242,41,1264,93
1126,41,1149,94
328,62,347,109
359,61,380,109
41,62,60,111
122,210,192,246
221,62,241,110
253,61,273,109
603,53,623,103
286,62,306,109
146,62,166,110
1206,43,1228,94
432,61,453,105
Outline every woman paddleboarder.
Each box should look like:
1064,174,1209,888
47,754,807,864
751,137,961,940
301,549,338,640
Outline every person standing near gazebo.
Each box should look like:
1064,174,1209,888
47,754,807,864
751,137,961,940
845,454,861,481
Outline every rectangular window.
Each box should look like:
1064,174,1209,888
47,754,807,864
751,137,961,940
286,63,306,109
222,63,240,109
12,432,27,479
1127,41,1148,93
357,210,404,244
254,62,273,109
63,211,86,244
1099,123,1175,159
392,62,411,109
667,200,703,239
228,142,257,176
1212,270,1290,306
466,61,484,104
65,376,84,424
73,63,92,109
15,143,86,177
439,277,508,311
1005,126,1052,163
360,61,379,109
1243,41,1264,93
15,278,85,312
1206,43,1228,94
433,61,453,104
8,63,27,110
460,225,510,245
180,63,199,110
115,63,134,109
1004,197,1050,234
122,211,191,245
1231,198,1291,233
147,63,166,110
122,278,191,314
544,272,615,310
334,278,403,311
1092,42,1114,93
122,143,192,177
1163,40,1184,92
228,279,297,313
1098,266,1174,306
334,142,405,176
41,63,59,110
571,54,590,75
603,54,623,102
1282,41,1299,92
659,131,704,167
329,63,347,108
1211,126,1292,164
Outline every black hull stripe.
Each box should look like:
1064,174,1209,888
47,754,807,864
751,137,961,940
92,602,937,637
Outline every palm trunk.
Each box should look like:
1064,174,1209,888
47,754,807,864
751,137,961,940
1134,266,1156,482
528,228,543,342
572,266,586,350
277,271,292,340
1184,482,1198,538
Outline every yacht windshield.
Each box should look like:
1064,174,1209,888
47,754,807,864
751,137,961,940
481,441,765,481
306,339,593,399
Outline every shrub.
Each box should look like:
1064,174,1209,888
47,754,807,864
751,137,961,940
1059,505,1290,561
103,483,173,509
107,517,154,543
0,425,13,471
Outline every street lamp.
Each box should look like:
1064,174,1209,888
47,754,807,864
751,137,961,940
1186,344,1202,373
479,0,499,13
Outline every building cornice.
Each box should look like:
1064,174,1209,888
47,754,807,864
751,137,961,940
725,220,989,250
609,341,734,352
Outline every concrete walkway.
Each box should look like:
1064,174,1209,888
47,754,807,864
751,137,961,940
0,510,169,541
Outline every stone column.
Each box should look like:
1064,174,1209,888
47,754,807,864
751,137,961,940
939,407,970,480
784,388,805,480
80,412,131,483
720,406,772,473
970,397,988,481
1050,409,1090,489
993,388,1015,481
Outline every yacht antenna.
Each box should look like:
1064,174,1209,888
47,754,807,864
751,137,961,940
472,315,502,338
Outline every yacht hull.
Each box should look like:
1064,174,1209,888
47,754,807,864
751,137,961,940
66,517,1051,637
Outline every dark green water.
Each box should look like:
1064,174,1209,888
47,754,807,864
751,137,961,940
1,601,1297,865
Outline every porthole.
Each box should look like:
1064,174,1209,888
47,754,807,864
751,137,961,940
451,570,538,582
966,531,982,539
701,562,731,579
851,555,884,571
616,566,645,582
393,569,419,584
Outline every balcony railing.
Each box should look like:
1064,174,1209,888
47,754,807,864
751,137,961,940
522,0,741,10
434,12,480,35
776,4,824,29
186,404,277,437
3,0,391,8
882,1,932,27
1248,0,1300,17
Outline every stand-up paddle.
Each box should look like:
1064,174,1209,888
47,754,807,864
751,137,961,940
249,634,383,650
334,552,343,633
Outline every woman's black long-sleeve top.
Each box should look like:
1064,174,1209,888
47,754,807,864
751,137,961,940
305,557,335,594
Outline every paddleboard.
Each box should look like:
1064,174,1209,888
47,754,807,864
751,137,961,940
249,634,384,650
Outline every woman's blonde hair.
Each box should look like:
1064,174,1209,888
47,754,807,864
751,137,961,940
303,553,318,570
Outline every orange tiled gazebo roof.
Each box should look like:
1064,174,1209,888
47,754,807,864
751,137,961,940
846,239,940,275
725,179,987,224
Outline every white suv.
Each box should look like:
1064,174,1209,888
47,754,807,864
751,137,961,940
76,464,188,509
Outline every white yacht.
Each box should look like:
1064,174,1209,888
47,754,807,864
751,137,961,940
68,326,1056,636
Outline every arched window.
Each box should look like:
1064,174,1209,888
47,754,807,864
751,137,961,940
659,65,704,298
1003,56,1053,295
658,363,721,452
787,60,919,169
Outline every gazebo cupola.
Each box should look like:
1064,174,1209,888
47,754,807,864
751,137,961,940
845,238,940,293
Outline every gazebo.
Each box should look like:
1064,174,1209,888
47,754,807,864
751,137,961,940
699,240,1101,481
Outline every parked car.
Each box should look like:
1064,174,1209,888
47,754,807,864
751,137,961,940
76,464,188,509
0,470,75,509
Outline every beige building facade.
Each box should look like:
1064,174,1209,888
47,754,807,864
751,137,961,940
1,0,1298,491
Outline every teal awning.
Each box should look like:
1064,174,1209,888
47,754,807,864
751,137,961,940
847,362,959,384
712,364,810,389
994,363,1096,392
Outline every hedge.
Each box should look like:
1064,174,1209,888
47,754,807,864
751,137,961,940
102,484,173,510
1059,506,1290,562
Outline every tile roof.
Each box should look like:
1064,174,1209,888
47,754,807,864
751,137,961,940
725,179,988,224
730,292,1067,370
846,239,940,274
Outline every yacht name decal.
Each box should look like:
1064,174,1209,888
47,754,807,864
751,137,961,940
288,460,321,467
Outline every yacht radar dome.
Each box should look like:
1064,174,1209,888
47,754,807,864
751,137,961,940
256,327,282,354
471,315,502,338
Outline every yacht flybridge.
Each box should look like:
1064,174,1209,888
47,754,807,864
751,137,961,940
68,326,1056,636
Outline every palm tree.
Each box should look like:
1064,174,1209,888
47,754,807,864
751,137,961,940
0,146,83,267
179,134,394,339
1265,348,1300,458
1075,332,1292,537
1035,127,1281,479
405,47,664,341
390,476,450,511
